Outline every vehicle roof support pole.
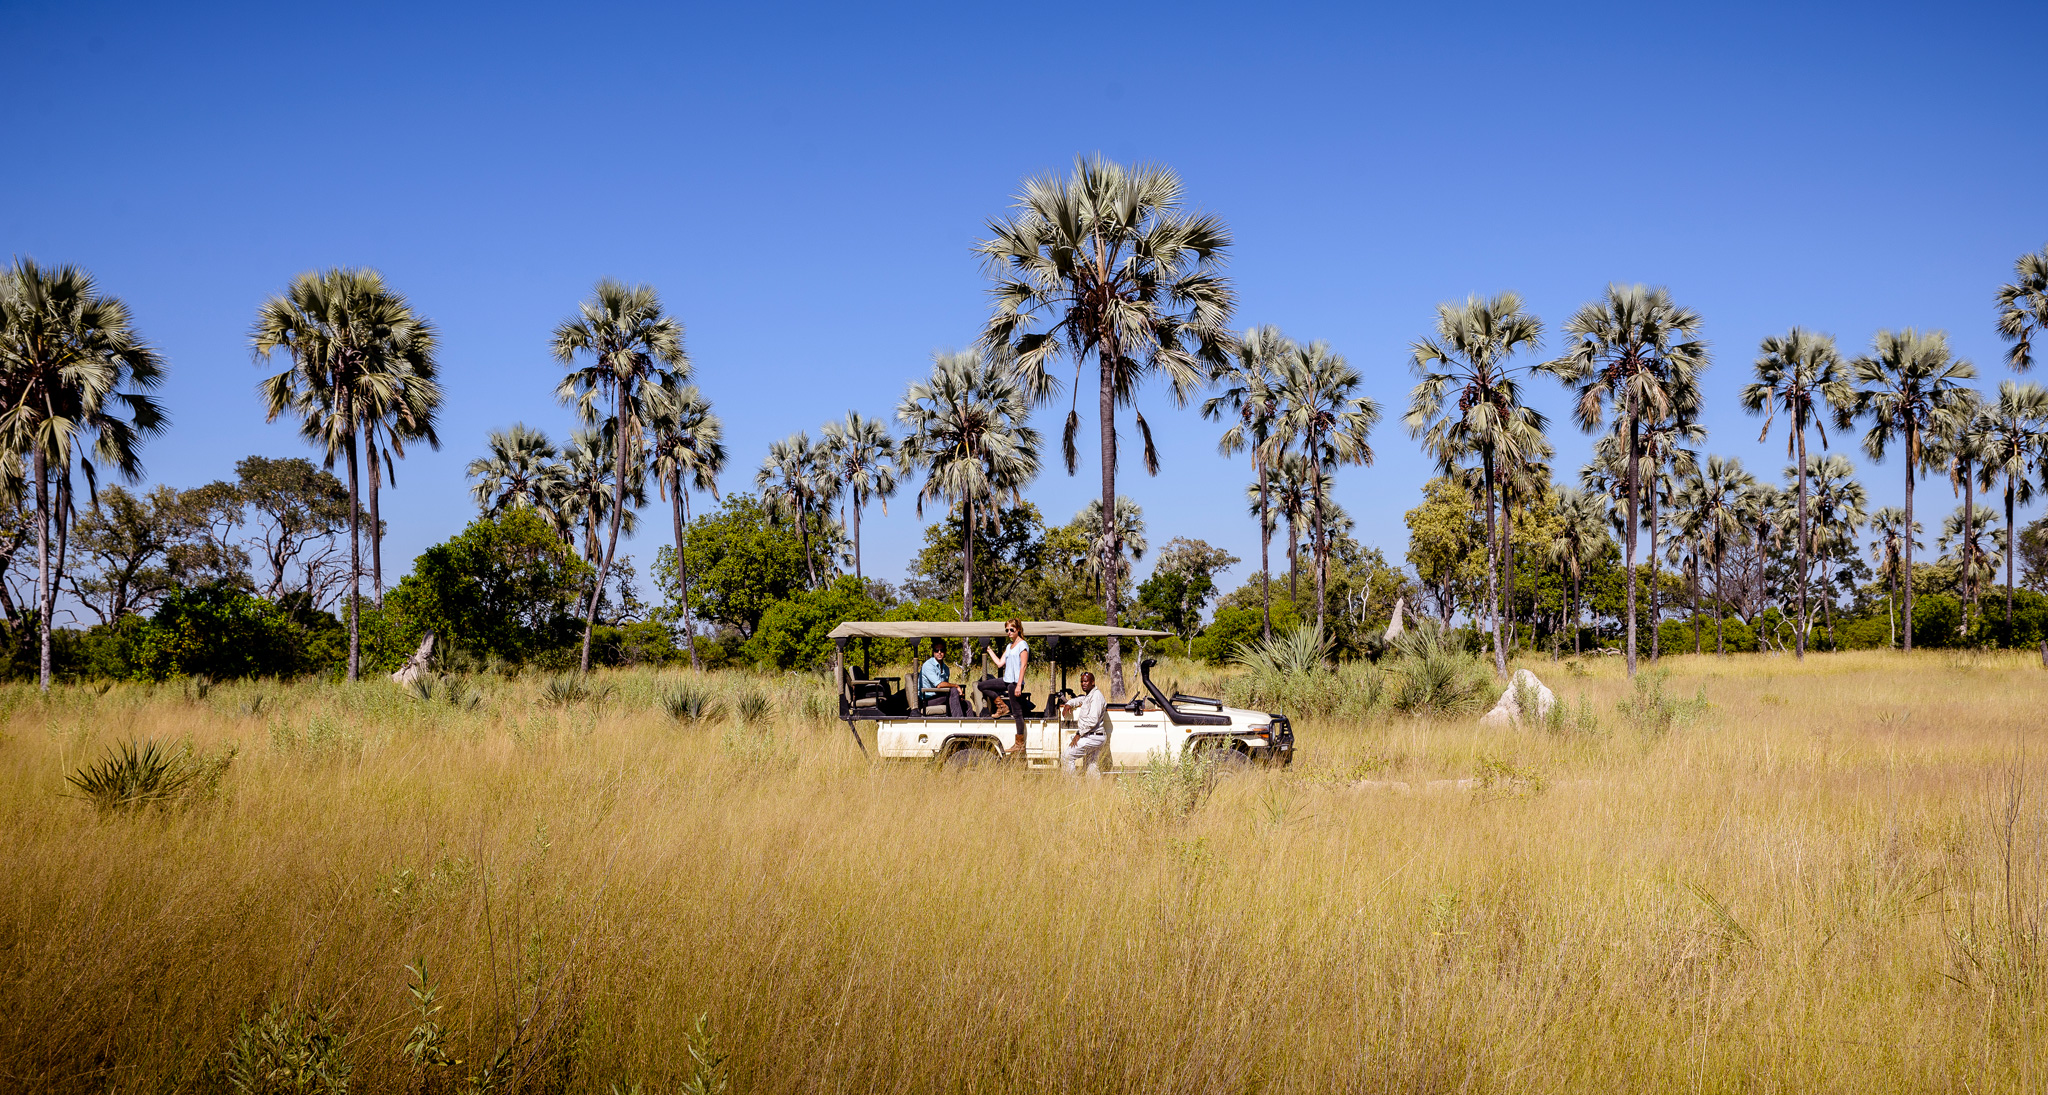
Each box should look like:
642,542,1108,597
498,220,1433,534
833,638,867,756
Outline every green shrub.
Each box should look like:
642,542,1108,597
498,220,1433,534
225,1002,352,1094
1389,620,1488,716
67,739,233,814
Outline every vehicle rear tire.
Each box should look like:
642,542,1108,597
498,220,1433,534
942,743,1001,769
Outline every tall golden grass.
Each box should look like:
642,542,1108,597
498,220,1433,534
1,650,2044,1092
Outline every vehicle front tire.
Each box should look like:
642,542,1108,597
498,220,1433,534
1194,742,1254,773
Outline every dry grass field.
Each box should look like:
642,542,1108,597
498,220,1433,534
1,650,2044,1093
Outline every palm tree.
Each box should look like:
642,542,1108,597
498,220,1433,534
559,427,645,563
1939,503,2002,627
1204,326,1290,641
1800,453,1866,647
1549,285,1709,677
1867,506,1916,648
1405,292,1548,678
0,260,166,691
756,432,833,590
1692,456,1756,655
1266,451,1320,604
358,353,440,605
1276,340,1379,632
253,268,432,682
1077,495,1146,595
1973,380,2048,633
1845,329,1977,652
648,385,724,671
897,350,1041,623
552,279,688,672
468,424,564,520
1583,416,1702,662
978,154,1234,699
821,412,899,585
1997,244,2048,372
1547,488,1611,655
1927,392,1992,630
1741,329,1851,660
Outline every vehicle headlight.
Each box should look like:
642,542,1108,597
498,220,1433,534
1247,723,1271,734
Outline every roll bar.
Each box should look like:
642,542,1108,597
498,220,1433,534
1137,658,1230,727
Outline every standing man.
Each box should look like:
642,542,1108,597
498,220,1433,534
1061,671,1109,775
919,639,965,717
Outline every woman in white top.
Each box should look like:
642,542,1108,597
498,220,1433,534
978,618,1030,754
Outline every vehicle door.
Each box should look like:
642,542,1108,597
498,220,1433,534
1106,712,1170,768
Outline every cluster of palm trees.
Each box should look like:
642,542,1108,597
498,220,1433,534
1384,244,2048,678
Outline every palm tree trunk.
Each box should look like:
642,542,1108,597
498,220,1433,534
1624,403,1640,677
1693,547,1702,655
34,449,51,693
1903,424,1916,653
673,473,699,672
1100,352,1124,700
1483,451,1504,678
580,388,629,674
1795,429,1808,660
1286,516,1299,604
1649,478,1662,663
962,498,975,622
1572,568,1582,655
368,438,385,606
1258,452,1272,642
2007,479,2018,639
1311,444,1328,635
1715,553,1726,655
1962,463,1976,635
344,430,362,682
853,491,863,585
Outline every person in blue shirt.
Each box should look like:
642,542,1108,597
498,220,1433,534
918,639,964,717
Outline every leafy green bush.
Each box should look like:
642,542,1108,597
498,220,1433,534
748,577,883,670
127,584,342,681
1389,619,1488,716
368,508,592,672
225,1002,352,1094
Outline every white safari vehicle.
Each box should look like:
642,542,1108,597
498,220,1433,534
829,619,1294,770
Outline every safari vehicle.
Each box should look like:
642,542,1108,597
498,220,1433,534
830,620,1294,770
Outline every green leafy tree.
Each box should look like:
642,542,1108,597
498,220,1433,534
64,485,203,622
664,493,813,640
235,455,348,604
377,507,592,668
0,259,167,691
1549,285,1709,677
253,267,436,681
978,154,1234,699
1845,328,1977,651
1405,476,1485,625
552,279,689,672
902,502,1045,617
751,576,885,670
134,582,343,681
1136,537,1240,645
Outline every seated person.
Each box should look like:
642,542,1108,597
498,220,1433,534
918,639,965,717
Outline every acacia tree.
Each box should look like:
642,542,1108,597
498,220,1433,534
1974,381,2048,634
897,350,1040,621
254,268,430,681
0,260,167,690
1549,285,1708,677
978,155,1233,698
1741,329,1850,660
821,411,898,585
1405,292,1547,677
649,385,724,670
553,280,688,673
1204,326,1290,641
1845,328,1977,652
1277,340,1378,633
1997,244,2048,371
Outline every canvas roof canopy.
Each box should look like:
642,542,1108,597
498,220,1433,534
826,620,1170,640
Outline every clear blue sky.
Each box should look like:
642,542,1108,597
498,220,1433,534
4,0,2043,609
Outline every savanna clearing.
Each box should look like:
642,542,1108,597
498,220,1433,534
2,650,2044,1094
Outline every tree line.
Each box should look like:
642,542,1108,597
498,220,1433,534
5,156,2046,688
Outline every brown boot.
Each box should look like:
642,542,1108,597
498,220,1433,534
1006,737,1026,757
